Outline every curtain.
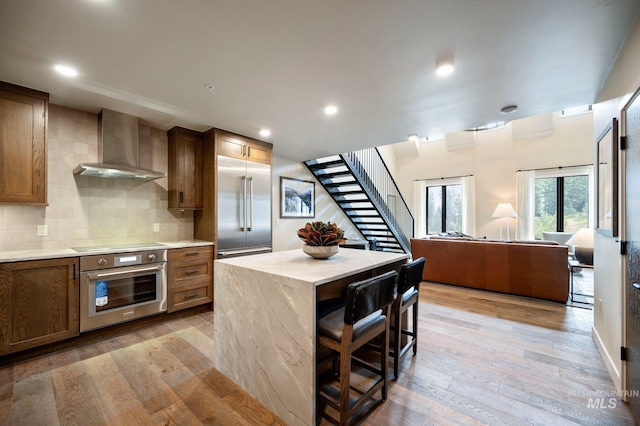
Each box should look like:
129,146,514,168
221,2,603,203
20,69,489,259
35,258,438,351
515,170,535,240
413,180,427,238
461,176,476,236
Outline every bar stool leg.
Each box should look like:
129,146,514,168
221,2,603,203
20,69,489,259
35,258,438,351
339,346,352,426
413,303,419,355
393,307,401,380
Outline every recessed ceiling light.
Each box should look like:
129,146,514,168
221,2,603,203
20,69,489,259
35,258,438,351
259,129,271,137
500,105,518,114
324,105,338,115
53,64,78,78
408,134,418,142
435,59,454,77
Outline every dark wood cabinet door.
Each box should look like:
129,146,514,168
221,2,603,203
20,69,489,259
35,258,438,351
168,127,203,209
0,81,48,205
0,257,79,355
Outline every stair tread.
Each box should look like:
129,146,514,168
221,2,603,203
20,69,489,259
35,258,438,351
324,183,363,188
306,153,411,255
305,161,344,169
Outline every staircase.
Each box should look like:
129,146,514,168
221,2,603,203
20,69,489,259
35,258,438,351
304,148,413,254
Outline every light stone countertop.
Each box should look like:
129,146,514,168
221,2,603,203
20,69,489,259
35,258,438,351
215,247,407,286
0,240,214,263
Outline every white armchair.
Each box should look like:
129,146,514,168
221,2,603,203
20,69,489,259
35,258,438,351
542,231,575,259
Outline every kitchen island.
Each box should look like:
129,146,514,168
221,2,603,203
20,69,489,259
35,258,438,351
213,248,407,426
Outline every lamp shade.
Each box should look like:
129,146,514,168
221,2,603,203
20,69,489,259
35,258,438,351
566,227,594,249
492,203,517,218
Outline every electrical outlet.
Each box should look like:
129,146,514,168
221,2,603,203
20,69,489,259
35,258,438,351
597,298,603,314
37,224,48,237
153,223,160,232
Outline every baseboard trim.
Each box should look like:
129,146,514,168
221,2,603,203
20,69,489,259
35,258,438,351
592,325,623,393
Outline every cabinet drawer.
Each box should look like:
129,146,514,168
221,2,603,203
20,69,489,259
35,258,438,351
168,282,212,313
170,261,211,286
168,246,213,263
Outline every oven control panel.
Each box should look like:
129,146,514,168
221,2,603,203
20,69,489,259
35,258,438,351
79,249,168,271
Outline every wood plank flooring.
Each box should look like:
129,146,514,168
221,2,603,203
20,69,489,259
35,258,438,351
0,282,635,425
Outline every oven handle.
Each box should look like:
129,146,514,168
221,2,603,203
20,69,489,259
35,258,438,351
87,265,163,280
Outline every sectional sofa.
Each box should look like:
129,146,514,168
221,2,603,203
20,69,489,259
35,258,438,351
410,237,569,303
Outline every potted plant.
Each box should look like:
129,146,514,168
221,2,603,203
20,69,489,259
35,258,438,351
297,221,347,259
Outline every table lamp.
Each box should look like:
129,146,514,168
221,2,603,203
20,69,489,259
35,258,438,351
492,203,517,240
567,227,594,265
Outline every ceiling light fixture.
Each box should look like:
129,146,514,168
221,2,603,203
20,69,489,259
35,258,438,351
500,105,518,114
53,64,78,78
259,129,271,138
204,83,215,92
408,134,418,142
435,58,454,77
324,105,338,115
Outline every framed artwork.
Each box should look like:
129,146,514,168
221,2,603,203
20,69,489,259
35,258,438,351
596,117,618,237
280,177,315,218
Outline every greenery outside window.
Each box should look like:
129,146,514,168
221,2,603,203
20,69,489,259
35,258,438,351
534,175,589,238
426,184,462,234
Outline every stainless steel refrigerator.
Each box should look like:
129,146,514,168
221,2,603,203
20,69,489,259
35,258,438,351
216,155,272,258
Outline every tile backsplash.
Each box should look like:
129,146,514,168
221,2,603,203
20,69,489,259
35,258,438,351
0,104,194,251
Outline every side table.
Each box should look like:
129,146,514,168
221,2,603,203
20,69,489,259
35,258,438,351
569,260,594,303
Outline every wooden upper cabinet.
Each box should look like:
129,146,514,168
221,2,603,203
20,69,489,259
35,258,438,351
246,140,272,164
0,81,48,205
0,257,79,355
168,126,203,210
216,132,245,159
216,130,271,165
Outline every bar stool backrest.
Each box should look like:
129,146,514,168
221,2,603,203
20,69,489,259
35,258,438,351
343,270,398,325
398,257,426,295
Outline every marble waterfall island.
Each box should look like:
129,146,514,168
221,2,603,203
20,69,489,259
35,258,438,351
213,248,407,426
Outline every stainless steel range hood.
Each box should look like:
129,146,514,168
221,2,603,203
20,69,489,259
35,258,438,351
73,109,167,180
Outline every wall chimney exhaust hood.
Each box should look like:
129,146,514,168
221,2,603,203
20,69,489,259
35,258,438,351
73,109,167,180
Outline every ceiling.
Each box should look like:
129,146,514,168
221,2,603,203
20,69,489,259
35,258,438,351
1,1,638,161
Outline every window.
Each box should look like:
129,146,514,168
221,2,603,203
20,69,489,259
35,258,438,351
426,184,462,234
534,174,589,238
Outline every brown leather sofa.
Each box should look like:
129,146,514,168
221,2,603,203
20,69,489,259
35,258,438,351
411,237,569,303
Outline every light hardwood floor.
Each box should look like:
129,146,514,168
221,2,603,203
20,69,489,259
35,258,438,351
0,282,635,425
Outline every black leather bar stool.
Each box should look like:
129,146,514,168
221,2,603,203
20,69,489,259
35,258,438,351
391,257,425,379
317,270,398,426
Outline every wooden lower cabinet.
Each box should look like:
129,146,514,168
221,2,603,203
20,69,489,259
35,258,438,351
167,246,213,312
0,257,79,355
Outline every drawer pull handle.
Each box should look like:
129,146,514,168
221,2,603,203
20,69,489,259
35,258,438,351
185,293,200,299
185,270,199,275
185,252,200,256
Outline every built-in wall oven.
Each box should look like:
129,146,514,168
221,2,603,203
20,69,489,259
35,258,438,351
78,249,167,332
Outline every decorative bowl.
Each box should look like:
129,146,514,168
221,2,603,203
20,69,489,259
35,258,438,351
302,244,339,259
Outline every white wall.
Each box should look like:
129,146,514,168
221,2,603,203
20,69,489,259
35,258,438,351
592,13,640,393
376,144,398,179
387,113,594,239
271,156,362,252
